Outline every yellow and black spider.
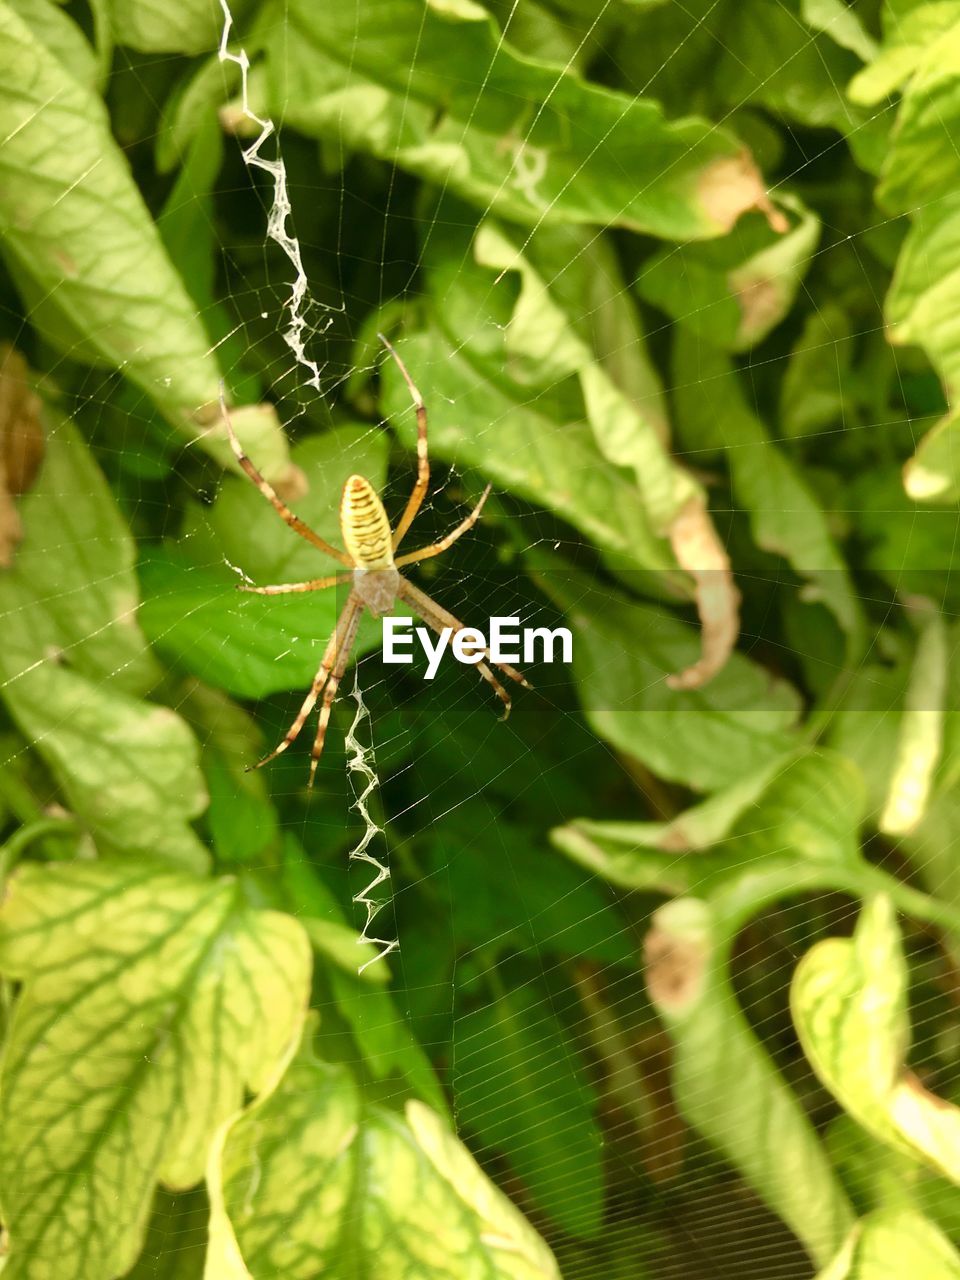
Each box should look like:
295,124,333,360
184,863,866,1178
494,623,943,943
223,335,529,786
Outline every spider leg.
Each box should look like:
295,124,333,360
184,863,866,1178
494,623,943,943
248,594,361,772
308,604,363,788
397,579,530,720
238,572,351,596
378,334,429,551
220,391,351,566
394,485,492,568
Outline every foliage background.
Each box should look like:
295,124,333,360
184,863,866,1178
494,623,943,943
1,0,960,1276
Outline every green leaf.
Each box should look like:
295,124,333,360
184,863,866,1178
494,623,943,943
710,0,868,131
672,336,863,641
262,841,444,1110
0,414,159,695
792,895,960,1183
886,194,960,490
455,987,604,1236
0,1,222,433
875,19,960,212
801,0,878,60
179,682,281,868
139,553,360,701
817,1208,960,1280
828,614,960,856
267,0,781,240
190,427,388,587
828,659,909,823
0,413,206,867
850,0,958,102
157,55,241,172
422,800,636,967
637,199,820,352
898,785,960,944
157,112,224,311
139,428,388,698
622,0,868,133
474,220,697,531
779,304,854,439
155,115,271,424
6,0,100,88
553,750,864,895
731,444,860,638
327,971,448,1114
107,0,225,54
533,563,800,792
455,217,740,682
0,860,311,1279
879,609,947,835
646,897,855,1265
269,838,391,981
381,327,677,575
902,406,960,501
125,1186,208,1280
206,1035,561,1279
845,468,960,603
1,661,209,869
826,1114,960,1235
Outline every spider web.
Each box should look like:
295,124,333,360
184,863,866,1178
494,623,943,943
1,0,960,1276
217,0,400,971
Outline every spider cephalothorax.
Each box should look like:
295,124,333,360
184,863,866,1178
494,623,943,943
223,335,528,785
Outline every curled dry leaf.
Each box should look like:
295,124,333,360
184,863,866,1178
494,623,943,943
0,345,44,568
666,496,741,690
644,924,707,1013
697,151,789,236
733,277,783,346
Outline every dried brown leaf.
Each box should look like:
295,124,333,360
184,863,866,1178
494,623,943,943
0,345,44,568
666,497,741,691
644,925,707,1012
697,151,789,236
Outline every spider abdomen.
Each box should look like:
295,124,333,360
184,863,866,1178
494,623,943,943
340,474,395,570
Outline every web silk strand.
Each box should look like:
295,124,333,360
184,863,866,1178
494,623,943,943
345,671,399,974
219,1,393,970
218,0,325,389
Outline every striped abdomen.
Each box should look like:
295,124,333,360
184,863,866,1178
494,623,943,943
340,475,394,569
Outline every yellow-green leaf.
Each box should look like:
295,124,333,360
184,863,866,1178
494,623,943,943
637,199,819,352
533,563,800,792
880,610,947,835
792,895,960,1183
206,1037,560,1279
1,661,209,869
0,414,158,695
0,860,311,1279
381,328,677,575
817,1208,960,1280
646,897,854,1266
553,750,864,892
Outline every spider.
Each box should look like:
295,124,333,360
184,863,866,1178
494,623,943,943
223,335,529,786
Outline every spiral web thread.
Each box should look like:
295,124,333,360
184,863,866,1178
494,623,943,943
345,672,399,973
217,0,327,389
